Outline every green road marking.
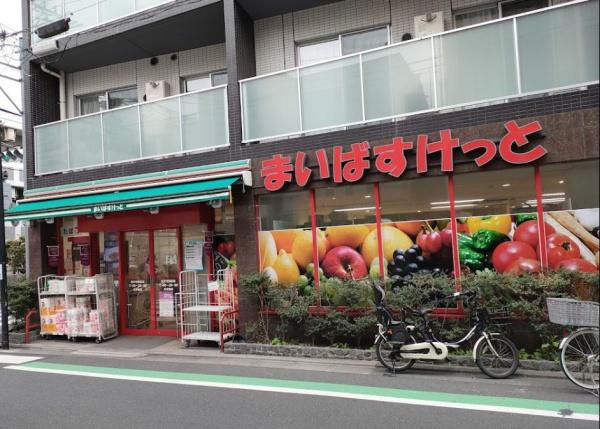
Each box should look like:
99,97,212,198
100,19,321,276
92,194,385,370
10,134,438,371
18,361,599,416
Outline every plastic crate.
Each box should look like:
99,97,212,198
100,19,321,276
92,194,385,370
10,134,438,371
546,298,599,327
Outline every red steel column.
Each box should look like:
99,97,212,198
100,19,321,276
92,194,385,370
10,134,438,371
309,189,321,302
447,174,462,292
534,166,548,270
373,183,385,280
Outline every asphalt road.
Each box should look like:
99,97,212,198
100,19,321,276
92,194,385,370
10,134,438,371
0,350,598,429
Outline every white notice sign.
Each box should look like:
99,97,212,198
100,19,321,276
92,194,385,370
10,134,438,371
184,240,204,270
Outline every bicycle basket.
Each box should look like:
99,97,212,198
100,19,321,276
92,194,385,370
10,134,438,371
546,298,600,327
487,307,512,325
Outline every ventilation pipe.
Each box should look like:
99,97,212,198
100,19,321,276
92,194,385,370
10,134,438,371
40,64,66,119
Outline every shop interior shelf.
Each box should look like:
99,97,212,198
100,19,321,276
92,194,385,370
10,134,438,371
182,332,234,342
182,304,232,313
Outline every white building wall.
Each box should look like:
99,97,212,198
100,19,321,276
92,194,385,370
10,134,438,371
65,43,226,118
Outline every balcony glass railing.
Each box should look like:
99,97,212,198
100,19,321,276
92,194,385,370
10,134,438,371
31,0,175,45
240,0,599,142
34,86,229,175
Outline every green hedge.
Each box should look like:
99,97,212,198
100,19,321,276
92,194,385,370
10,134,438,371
240,270,599,356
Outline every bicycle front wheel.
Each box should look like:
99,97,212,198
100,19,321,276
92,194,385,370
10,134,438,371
560,328,599,391
475,335,519,379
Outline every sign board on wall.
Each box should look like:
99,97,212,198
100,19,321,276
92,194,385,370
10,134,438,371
260,120,547,191
47,245,59,268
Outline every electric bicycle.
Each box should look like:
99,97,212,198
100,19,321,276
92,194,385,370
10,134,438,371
372,282,519,379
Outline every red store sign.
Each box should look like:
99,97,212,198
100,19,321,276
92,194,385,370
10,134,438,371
261,120,547,192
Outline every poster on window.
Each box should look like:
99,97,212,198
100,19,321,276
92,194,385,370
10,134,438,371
214,235,236,272
158,279,177,318
47,245,59,268
183,240,204,271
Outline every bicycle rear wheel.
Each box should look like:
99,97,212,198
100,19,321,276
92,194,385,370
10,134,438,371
560,328,599,391
375,337,415,373
475,335,519,379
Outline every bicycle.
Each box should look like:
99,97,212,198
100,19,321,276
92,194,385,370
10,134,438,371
372,282,519,379
546,297,599,394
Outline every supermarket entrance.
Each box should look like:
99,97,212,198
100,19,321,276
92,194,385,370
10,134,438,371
122,229,181,336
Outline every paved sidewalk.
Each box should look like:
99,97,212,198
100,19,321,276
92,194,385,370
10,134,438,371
8,336,567,380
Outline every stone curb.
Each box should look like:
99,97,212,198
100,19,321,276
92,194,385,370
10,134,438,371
224,342,561,371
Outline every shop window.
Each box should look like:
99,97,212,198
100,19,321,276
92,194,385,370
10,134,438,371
213,202,236,272
260,191,311,230
454,167,541,274
182,224,212,273
540,160,599,274
99,231,119,280
258,191,315,287
539,160,599,212
380,176,454,279
453,167,536,217
314,184,377,293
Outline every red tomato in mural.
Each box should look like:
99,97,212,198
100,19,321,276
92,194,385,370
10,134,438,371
217,242,228,256
441,228,453,248
492,241,537,273
543,233,581,269
417,231,443,253
513,220,555,249
504,258,542,274
555,258,598,273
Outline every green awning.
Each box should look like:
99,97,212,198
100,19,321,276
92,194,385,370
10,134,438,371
5,176,239,221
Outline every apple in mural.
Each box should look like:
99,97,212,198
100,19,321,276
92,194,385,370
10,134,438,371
321,246,368,280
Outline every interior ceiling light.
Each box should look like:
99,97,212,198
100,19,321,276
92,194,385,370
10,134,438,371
334,206,376,212
430,198,484,205
502,183,511,187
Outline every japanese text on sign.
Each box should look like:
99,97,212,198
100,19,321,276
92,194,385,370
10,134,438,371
261,120,546,191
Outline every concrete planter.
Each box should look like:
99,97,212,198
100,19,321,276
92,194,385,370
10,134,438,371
224,342,561,371
8,330,40,345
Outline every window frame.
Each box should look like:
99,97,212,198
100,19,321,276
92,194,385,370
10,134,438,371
453,0,550,28
295,25,391,66
77,85,138,116
181,70,228,93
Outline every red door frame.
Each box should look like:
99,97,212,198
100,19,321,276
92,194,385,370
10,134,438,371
119,228,180,337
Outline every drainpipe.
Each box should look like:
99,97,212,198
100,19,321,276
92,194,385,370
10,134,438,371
40,64,66,119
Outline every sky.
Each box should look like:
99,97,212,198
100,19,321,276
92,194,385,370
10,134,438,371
0,0,23,129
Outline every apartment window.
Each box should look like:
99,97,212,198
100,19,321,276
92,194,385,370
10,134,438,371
183,71,228,93
500,0,549,17
297,26,389,66
454,0,549,28
78,87,138,115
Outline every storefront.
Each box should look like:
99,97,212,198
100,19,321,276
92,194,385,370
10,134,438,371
255,121,599,296
6,161,248,336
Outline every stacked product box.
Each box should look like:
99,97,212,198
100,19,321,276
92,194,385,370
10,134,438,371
40,296,66,335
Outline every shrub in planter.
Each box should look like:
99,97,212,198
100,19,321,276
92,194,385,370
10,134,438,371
7,277,37,331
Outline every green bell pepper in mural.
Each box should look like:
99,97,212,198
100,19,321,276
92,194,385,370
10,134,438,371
471,229,510,253
515,213,537,225
457,233,487,271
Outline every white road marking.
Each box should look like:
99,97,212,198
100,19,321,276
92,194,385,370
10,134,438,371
6,364,598,422
0,354,43,365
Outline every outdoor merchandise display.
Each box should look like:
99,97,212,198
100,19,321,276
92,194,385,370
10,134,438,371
177,268,238,351
38,274,118,343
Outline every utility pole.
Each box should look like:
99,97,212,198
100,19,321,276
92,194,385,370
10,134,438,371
0,147,8,349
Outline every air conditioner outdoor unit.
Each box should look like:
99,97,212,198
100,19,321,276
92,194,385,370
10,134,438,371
414,11,444,38
0,127,16,143
145,80,170,101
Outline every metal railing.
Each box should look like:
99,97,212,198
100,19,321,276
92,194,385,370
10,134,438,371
34,85,229,175
31,0,176,45
240,0,599,142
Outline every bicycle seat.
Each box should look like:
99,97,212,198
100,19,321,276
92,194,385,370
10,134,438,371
413,308,432,317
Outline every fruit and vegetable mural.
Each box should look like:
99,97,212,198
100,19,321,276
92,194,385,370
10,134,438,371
259,218,458,295
458,209,599,275
259,207,599,294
